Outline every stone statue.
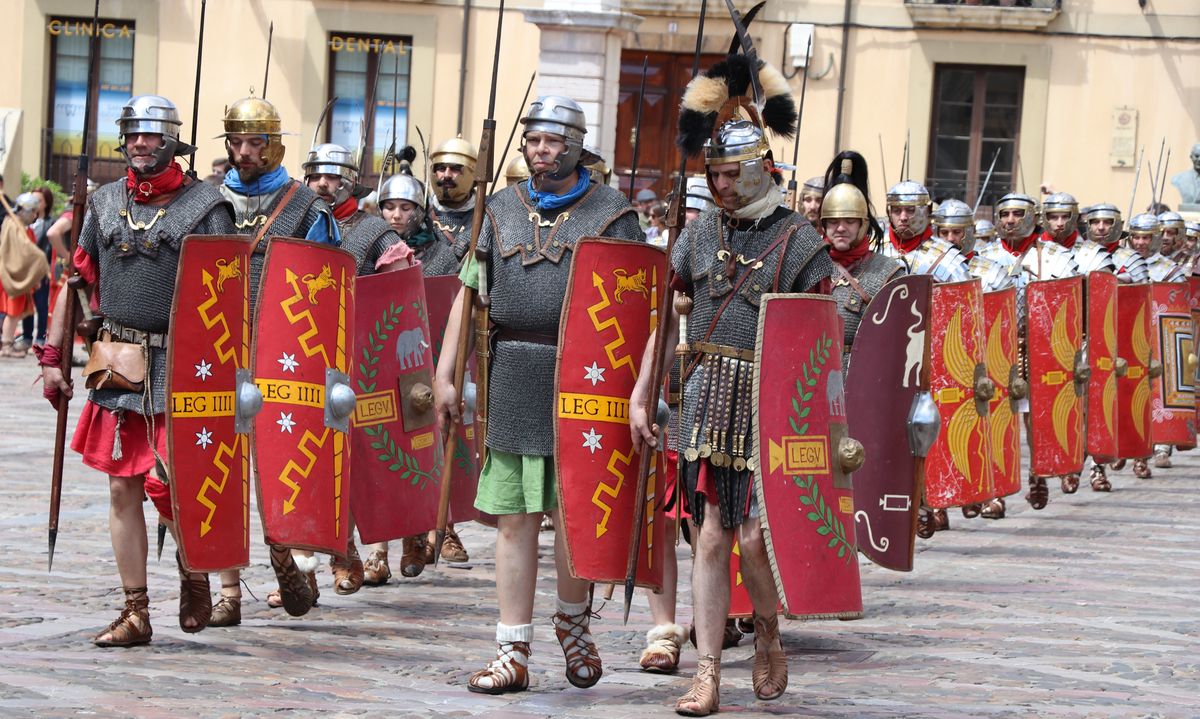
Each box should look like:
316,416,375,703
1170,143,1200,212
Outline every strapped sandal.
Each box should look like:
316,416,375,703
916,506,935,538
1153,450,1172,469
94,586,152,647
932,508,950,532
1133,458,1152,479
675,654,721,717
554,606,603,688
442,526,469,563
1109,459,1126,471
688,619,743,651
363,549,391,586
209,583,242,627
961,503,982,519
331,539,364,595
400,535,427,578
640,624,687,674
1089,465,1112,492
980,497,1006,519
1060,474,1080,494
751,613,788,701
1026,476,1049,510
176,552,211,633
268,545,316,616
468,641,530,695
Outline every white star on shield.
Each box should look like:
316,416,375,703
583,361,606,386
195,427,213,449
278,352,299,373
581,427,603,454
277,412,296,433
194,359,213,381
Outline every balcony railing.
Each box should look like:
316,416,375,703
904,0,1062,30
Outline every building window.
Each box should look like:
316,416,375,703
326,33,411,187
43,17,136,188
925,64,1024,212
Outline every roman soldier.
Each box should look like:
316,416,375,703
427,136,479,271
975,218,998,253
879,181,935,261
1083,203,1149,284
433,95,643,695
39,94,236,646
629,54,831,716
504,154,531,188
1186,221,1200,272
799,175,825,225
1159,211,1189,267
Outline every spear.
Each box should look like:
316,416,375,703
877,133,889,199
262,22,273,99
433,0,507,564
784,34,813,212
187,0,207,176
488,71,536,196
48,0,102,571
626,56,649,202
972,147,1002,215
1125,145,1145,222
899,130,910,182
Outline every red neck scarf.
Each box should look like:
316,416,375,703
126,162,185,203
333,196,358,220
826,236,871,268
1001,228,1039,256
1039,229,1078,249
889,225,931,255
1103,240,1120,253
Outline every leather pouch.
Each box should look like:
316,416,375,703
83,340,146,392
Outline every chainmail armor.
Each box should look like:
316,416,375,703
415,233,465,276
832,252,905,356
338,212,404,277
428,203,475,262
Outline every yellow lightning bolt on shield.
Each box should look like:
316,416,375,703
280,427,332,514
282,268,332,367
198,269,238,367
586,271,636,380
591,448,633,538
195,441,236,537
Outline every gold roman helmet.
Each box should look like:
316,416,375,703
219,96,286,175
430,136,478,203
585,148,611,186
504,154,531,187
819,160,869,243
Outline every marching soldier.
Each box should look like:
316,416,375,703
975,218,998,252
433,95,643,695
1082,203,1149,283
39,95,236,646
799,175,825,225
630,54,830,715
1159,211,1190,268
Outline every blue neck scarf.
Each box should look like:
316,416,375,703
527,167,590,211
223,165,291,197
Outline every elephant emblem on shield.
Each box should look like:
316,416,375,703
395,327,428,369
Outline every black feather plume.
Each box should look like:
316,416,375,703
823,150,883,241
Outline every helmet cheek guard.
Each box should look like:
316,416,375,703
117,94,194,175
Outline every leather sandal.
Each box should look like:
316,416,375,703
331,539,365,595
916,506,935,538
467,641,530,694
932,508,950,532
400,535,427,577
640,624,686,674
1089,465,1112,492
363,549,391,586
961,503,982,519
1133,458,1152,479
688,619,742,650
94,586,152,647
751,613,788,700
1109,459,1127,471
176,552,211,633
1026,476,1049,510
209,595,242,627
980,497,1006,519
1060,474,1080,494
268,545,316,616
554,607,603,688
675,654,721,717
441,526,469,563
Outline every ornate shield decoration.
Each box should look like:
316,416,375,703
349,266,441,544
1191,276,1200,429
983,287,1021,498
753,294,861,620
925,280,994,508
1086,272,1120,462
1150,281,1196,447
1026,276,1086,477
252,239,357,556
1117,283,1153,459
555,238,668,590
845,275,932,572
424,275,484,525
167,235,252,573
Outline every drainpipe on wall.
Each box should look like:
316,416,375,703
832,0,852,154
457,0,473,134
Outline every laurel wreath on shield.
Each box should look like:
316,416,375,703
788,333,854,563
357,302,439,488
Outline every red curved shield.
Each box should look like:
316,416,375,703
349,265,441,543
1117,284,1153,459
1026,276,1085,477
424,275,484,525
1087,272,1120,462
754,294,861,620
555,238,668,590
1191,276,1200,429
252,238,356,555
1150,281,1196,447
925,280,993,508
845,275,931,572
983,287,1021,498
167,235,252,573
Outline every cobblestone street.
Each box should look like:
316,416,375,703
1,357,1197,718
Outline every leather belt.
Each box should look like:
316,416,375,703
102,320,168,349
682,341,754,362
493,327,557,346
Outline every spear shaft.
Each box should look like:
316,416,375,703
626,56,649,202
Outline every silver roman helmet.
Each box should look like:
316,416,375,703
302,142,359,207
801,176,825,200
975,218,996,245
519,95,597,182
116,94,195,173
1128,212,1163,254
704,119,775,208
1041,191,1079,241
994,192,1038,242
932,198,977,256
684,175,716,213
886,181,932,238
1082,203,1123,244
379,173,426,236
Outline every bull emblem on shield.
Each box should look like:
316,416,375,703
613,268,650,304
301,265,337,304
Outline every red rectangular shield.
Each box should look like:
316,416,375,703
555,238,668,590
1026,276,1086,477
167,235,252,573
252,239,357,555
1086,272,1120,462
349,266,441,543
1117,283,1153,459
754,294,861,620
1150,281,1196,447
1191,276,1200,429
983,287,1021,498
925,280,994,508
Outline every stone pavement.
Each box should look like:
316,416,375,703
0,356,1197,718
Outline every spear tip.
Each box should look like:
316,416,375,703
48,529,57,572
